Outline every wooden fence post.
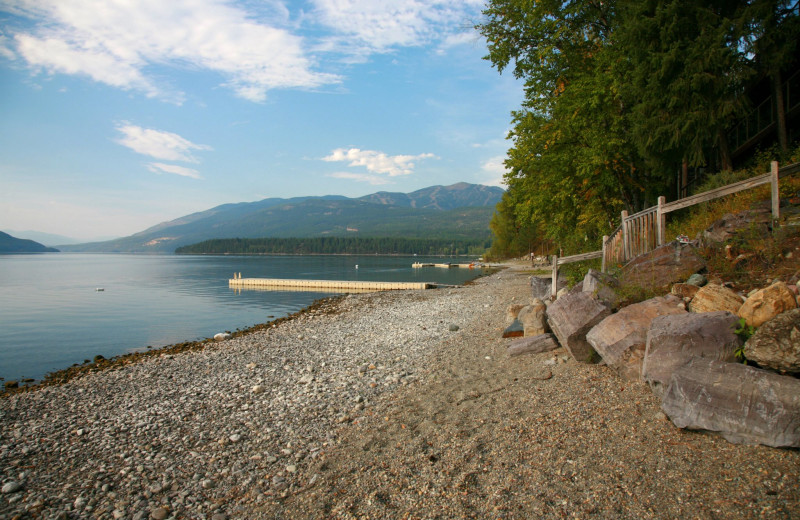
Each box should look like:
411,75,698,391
657,196,666,246
771,161,780,222
620,210,629,262
551,255,559,300
601,235,608,273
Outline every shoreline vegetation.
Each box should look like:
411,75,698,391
1,266,798,519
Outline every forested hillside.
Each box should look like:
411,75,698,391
479,0,799,258
175,237,489,256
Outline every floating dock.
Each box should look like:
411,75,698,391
412,262,484,269
229,277,432,292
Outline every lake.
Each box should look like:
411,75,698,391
0,253,486,383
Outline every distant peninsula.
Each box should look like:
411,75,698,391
175,237,489,256
0,231,59,253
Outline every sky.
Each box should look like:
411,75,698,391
0,0,523,240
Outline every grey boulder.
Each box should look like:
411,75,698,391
587,295,685,381
744,308,800,373
582,268,620,309
546,291,610,363
507,333,560,357
661,358,800,447
642,311,742,397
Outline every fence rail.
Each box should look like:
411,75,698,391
549,160,799,298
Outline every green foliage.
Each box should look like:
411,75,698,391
734,318,756,362
175,237,490,256
477,0,800,259
559,258,602,288
613,282,662,308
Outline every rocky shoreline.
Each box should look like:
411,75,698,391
2,267,799,519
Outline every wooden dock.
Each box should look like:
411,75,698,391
412,262,484,269
229,277,432,292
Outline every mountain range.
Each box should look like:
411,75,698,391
0,231,59,253
57,182,504,253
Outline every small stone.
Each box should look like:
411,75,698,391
449,324,460,331
251,385,265,394
1,481,22,494
246,362,257,370
286,465,297,473
686,273,707,287
211,514,227,520
229,434,241,443
298,374,314,385
150,507,169,520
200,479,214,489
213,332,231,341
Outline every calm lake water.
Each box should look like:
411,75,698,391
0,253,486,383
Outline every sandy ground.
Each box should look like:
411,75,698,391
2,267,798,520
263,267,800,519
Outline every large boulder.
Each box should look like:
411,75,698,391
531,275,565,301
518,298,549,336
738,281,797,328
546,291,611,363
586,295,686,381
582,269,620,309
661,358,800,447
688,283,743,314
620,241,705,290
507,333,560,357
642,311,742,397
700,207,771,246
744,308,800,373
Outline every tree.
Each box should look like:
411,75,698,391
616,0,754,173
478,0,799,258
479,0,644,252
737,0,800,155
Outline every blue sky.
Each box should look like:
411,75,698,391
0,0,522,240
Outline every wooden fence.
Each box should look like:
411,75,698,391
548,160,800,298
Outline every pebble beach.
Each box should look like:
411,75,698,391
2,267,799,519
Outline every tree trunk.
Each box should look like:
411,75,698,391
717,128,733,171
681,159,689,199
771,67,788,155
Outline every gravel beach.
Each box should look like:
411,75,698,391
1,267,798,519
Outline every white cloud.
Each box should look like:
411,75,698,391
323,147,435,176
328,171,391,185
311,0,483,54
5,0,340,102
436,31,479,55
0,35,17,60
480,155,508,187
115,124,211,163
147,163,202,180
